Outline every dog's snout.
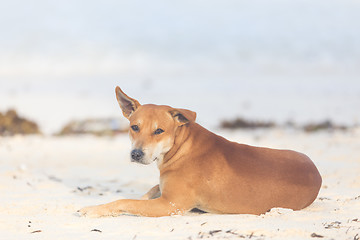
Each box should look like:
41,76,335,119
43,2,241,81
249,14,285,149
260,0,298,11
131,149,144,161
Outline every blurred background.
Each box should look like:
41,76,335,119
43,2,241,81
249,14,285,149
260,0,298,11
1,0,359,134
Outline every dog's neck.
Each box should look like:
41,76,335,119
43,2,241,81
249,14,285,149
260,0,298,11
158,123,193,170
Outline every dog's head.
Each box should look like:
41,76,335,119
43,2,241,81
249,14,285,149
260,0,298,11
115,86,196,166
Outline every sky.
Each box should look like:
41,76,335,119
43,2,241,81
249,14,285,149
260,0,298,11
1,0,359,133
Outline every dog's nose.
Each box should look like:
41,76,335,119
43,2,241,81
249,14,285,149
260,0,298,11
131,149,144,161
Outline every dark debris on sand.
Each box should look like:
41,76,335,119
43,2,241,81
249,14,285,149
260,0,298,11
190,230,265,239
221,117,275,130
220,116,353,133
0,109,41,136
56,118,128,136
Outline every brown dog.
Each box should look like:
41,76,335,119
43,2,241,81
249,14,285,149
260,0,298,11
78,87,322,217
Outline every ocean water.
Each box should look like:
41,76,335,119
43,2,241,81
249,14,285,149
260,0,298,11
0,0,359,133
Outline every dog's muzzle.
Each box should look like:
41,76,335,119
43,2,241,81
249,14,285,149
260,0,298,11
131,149,145,162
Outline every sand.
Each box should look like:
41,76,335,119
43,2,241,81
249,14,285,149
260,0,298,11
1,128,359,240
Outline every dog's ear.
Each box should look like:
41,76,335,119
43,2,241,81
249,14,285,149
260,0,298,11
115,86,141,119
169,108,196,126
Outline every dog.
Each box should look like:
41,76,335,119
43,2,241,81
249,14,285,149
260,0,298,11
78,86,322,217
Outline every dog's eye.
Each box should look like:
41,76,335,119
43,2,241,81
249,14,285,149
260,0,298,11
131,125,139,132
154,128,164,135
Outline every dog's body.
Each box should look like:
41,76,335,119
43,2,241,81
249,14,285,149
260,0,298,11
78,87,322,217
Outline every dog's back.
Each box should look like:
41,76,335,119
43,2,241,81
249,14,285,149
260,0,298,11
180,122,322,214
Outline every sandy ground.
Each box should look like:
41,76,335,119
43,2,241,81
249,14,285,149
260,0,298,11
1,128,359,240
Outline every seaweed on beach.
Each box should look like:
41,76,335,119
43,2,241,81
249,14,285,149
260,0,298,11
302,120,347,133
0,109,41,136
220,116,352,133
57,118,128,136
220,117,276,130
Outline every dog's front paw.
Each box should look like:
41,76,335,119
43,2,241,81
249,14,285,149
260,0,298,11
77,205,112,218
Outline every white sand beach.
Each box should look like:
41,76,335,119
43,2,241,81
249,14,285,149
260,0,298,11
1,1,360,239
1,128,359,240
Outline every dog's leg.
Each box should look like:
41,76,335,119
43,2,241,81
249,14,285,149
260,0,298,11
141,184,160,200
78,197,192,217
